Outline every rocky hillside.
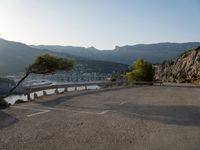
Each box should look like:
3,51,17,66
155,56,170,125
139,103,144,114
155,46,200,83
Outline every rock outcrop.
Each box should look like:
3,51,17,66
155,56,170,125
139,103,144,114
155,46,200,83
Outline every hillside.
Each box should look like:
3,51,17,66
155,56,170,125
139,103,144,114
155,46,200,83
0,39,128,75
31,42,200,64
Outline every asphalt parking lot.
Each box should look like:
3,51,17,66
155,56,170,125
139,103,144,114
1,85,200,150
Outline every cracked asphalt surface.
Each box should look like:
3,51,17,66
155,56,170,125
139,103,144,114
1,85,200,150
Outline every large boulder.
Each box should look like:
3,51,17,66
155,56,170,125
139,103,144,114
155,46,200,83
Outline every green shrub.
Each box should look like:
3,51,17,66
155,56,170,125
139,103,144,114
15,99,25,104
0,98,10,109
125,58,155,81
28,53,74,74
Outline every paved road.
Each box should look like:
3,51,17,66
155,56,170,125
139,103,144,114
1,85,200,150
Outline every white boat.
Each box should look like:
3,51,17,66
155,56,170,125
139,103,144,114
23,80,52,87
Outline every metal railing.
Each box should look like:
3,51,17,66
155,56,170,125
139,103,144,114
24,80,163,100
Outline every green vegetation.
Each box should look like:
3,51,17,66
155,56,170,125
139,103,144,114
28,54,74,74
15,99,25,104
125,58,155,81
110,73,117,82
0,98,10,109
3,54,74,98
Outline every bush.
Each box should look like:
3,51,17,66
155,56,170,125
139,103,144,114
28,53,74,74
0,98,10,109
15,99,25,104
110,73,117,82
125,58,155,81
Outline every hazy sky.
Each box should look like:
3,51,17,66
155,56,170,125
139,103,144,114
0,0,199,49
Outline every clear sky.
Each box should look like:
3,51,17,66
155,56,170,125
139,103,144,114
0,0,199,49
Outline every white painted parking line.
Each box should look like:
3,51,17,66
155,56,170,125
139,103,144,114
27,110,50,117
12,106,51,117
12,106,46,112
120,101,127,105
98,110,109,115
37,106,96,114
13,105,110,116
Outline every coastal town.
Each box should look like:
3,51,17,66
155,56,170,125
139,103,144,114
1,1,200,149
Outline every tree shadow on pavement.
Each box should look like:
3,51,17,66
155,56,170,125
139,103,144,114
0,110,18,129
157,84,200,89
37,86,146,107
106,103,200,126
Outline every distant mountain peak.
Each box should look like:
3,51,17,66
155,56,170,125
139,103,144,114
88,46,97,50
0,38,128,75
31,42,200,65
114,46,121,50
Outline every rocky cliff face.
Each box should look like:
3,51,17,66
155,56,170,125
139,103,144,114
155,46,200,83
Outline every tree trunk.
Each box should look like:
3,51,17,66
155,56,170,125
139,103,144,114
2,72,30,98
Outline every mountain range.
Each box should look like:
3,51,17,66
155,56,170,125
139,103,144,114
31,42,200,64
0,39,127,75
0,38,200,75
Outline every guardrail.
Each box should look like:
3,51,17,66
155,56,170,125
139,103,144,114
24,80,163,100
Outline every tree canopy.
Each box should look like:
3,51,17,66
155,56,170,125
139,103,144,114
125,58,155,81
2,54,74,98
27,54,74,74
